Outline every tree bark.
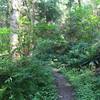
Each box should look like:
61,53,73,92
10,0,22,60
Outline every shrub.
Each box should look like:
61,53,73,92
0,56,57,100
61,67,98,100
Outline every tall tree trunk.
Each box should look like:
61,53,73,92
10,0,22,60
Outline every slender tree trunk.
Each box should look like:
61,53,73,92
5,0,9,27
23,0,36,56
78,0,81,7
91,0,97,15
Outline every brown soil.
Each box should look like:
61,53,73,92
53,69,74,100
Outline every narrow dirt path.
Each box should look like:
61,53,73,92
53,69,74,100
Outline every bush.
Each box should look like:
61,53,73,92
61,67,99,100
0,56,57,100
33,22,57,38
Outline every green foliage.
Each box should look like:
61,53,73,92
61,68,99,100
34,39,98,68
0,27,10,54
94,74,100,100
0,0,8,11
0,55,57,100
19,16,31,25
0,27,10,35
95,0,100,5
0,87,7,100
66,5,99,41
64,42,90,66
34,22,57,38
0,35,10,54
0,0,100,100
36,0,61,22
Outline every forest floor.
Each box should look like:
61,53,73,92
53,68,75,100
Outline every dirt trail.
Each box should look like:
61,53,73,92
53,69,74,100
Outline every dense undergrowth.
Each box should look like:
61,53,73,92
0,56,57,100
34,38,100,68
61,67,100,100
0,0,100,100
0,36,100,100
33,38,100,100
